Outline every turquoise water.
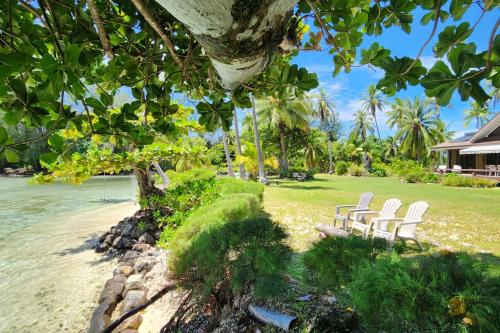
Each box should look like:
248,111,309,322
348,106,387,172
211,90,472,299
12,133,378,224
0,176,137,332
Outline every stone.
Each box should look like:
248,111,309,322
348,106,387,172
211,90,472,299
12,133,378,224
104,234,115,245
87,299,114,333
117,330,139,333
113,265,134,277
121,251,140,266
113,236,133,250
124,274,143,292
120,290,147,314
95,243,109,253
117,314,143,331
154,230,162,240
130,227,142,240
121,223,134,237
98,232,110,243
138,233,155,244
132,243,152,253
134,256,156,273
99,275,126,304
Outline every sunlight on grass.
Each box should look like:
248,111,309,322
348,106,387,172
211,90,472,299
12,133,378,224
264,174,500,254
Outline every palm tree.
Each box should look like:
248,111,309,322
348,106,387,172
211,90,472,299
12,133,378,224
250,94,268,184
387,97,407,129
383,136,399,160
362,85,384,140
351,110,374,171
235,141,279,180
309,88,338,174
232,109,247,179
464,102,491,129
395,97,446,160
220,128,235,177
258,89,311,176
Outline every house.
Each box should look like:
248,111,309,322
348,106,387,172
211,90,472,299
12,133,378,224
432,113,500,175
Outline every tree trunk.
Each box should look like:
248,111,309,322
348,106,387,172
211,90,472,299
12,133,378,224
152,161,170,187
233,110,247,180
327,140,333,174
221,129,235,177
154,0,299,89
372,106,381,141
133,166,163,199
251,94,268,184
278,125,289,177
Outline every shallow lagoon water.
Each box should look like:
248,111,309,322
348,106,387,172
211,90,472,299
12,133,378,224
0,176,137,332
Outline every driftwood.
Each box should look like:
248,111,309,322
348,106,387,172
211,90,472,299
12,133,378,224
101,282,176,333
315,224,349,238
248,304,297,331
159,289,193,333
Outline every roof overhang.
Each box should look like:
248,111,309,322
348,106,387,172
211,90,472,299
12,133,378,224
459,144,500,155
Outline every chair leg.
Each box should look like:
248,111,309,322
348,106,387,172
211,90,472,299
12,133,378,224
412,237,423,251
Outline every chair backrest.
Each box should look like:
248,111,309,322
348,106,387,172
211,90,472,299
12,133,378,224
357,192,374,209
452,165,462,170
400,201,429,235
438,165,447,170
380,198,402,218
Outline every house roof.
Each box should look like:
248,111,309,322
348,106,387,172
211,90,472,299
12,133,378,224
432,112,500,150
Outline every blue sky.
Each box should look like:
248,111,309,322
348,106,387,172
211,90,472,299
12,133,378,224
291,6,500,138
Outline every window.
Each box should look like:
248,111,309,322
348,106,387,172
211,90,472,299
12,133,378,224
486,153,500,165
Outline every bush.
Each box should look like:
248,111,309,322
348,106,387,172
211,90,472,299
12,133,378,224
335,161,348,175
441,174,497,188
348,163,364,176
369,162,388,177
390,160,437,183
286,166,314,180
349,253,500,332
168,178,290,304
303,236,386,291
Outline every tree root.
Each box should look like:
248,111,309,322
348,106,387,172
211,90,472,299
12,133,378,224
160,289,194,333
102,282,176,333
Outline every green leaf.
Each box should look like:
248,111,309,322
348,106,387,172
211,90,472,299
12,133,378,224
0,127,8,145
5,148,19,163
421,61,458,105
48,133,65,151
434,23,472,57
40,152,58,166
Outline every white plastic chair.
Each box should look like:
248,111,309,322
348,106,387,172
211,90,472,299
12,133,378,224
351,198,402,239
334,192,374,230
372,201,429,250
452,165,462,173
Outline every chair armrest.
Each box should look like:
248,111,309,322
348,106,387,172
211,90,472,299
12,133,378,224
395,220,423,227
352,210,379,222
335,205,356,214
373,217,403,231
347,208,371,220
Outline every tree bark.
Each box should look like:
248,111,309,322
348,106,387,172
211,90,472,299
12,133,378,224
233,110,247,180
86,0,113,59
133,166,163,199
152,161,170,187
327,140,333,174
278,124,289,177
251,94,268,184
221,129,235,177
154,0,299,89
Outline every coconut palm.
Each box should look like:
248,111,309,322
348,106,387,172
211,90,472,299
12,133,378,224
362,85,384,140
351,110,374,170
387,97,407,129
383,136,399,160
220,128,235,177
464,102,492,129
235,141,279,180
395,97,446,160
309,88,339,173
257,89,311,176
232,109,247,179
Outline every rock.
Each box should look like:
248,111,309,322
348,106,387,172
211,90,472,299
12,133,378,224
138,233,155,245
132,243,151,253
121,251,140,266
113,236,133,250
120,290,147,314
124,274,143,293
130,227,142,240
113,265,134,277
87,300,113,333
95,243,109,253
154,231,162,240
99,275,126,304
134,256,156,273
117,330,139,333
117,314,143,331
121,223,134,237
98,232,110,243
104,234,115,245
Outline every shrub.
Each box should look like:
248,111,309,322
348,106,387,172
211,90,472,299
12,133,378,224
390,160,437,183
348,163,364,176
335,161,348,175
349,253,500,332
369,162,388,177
441,174,497,188
303,236,386,291
168,178,289,304
286,166,314,180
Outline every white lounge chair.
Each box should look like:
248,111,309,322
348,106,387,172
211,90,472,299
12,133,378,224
334,192,374,231
452,165,462,173
351,198,402,239
372,201,429,250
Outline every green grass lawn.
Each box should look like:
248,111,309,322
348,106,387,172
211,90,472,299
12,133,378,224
263,174,500,254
